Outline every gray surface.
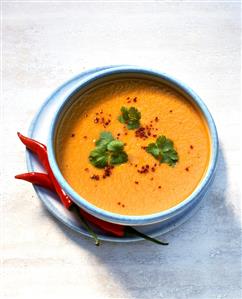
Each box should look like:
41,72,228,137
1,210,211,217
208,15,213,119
1,2,241,299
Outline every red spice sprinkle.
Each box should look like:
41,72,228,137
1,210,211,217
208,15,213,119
150,177,154,181
96,112,99,115
117,133,121,136
91,174,100,180
122,204,125,208
135,181,139,184
127,97,130,100
153,134,157,138
158,186,161,189
135,164,138,167
155,117,159,122
84,113,88,117
185,167,189,172
94,117,99,123
137,164,150,174
84,168,89,172
100,110,103,114
190,145,194,149
83,136,87,139
133,97,137,102
71,133,75,137
169,110,173,113
102,165,114,179
117,202,121,205
135,127,148,139
124,132,128,136
109,114,112,117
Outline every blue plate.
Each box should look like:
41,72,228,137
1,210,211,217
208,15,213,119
26,66,210,242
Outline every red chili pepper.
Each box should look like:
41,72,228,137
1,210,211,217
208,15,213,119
78,208,125,237
17,132,48,167
15,170,125,237
16,133,168,245
15,172,55,191
17,132,72,209
77,209,168,244
15,170,168,244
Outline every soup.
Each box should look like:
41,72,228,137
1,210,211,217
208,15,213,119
55,79,210,215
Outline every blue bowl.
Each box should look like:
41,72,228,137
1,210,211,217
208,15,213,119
48,65,218,226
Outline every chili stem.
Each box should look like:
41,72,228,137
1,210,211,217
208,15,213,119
126,227,168,246
72,206,100,246
79,214,100,246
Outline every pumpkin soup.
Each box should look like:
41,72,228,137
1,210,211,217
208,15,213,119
56,79,210,215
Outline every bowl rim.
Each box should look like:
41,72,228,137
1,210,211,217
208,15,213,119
47,65,219,225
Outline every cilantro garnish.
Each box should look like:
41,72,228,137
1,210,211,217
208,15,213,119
89,132,128,168
146,135,179,167
118,106,141,130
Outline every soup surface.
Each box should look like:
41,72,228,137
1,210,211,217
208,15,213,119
56,79,210,215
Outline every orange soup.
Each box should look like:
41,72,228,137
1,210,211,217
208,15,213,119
56,79,210,215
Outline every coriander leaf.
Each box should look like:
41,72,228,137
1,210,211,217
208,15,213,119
146,143,160,158
127,122,140,130
107,140,124,152
118,106,141,130
89,147,109,168
156,136,166,147
100,131,114,141
162,139,174,152
110,151,128,165
169,151,178,160
89,131,128,169
146,135,179,167
95,131,114,147
128,107,141,121
118,115,125,124
121,106,129,120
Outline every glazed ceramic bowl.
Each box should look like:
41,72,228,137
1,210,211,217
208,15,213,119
48,66,218,226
